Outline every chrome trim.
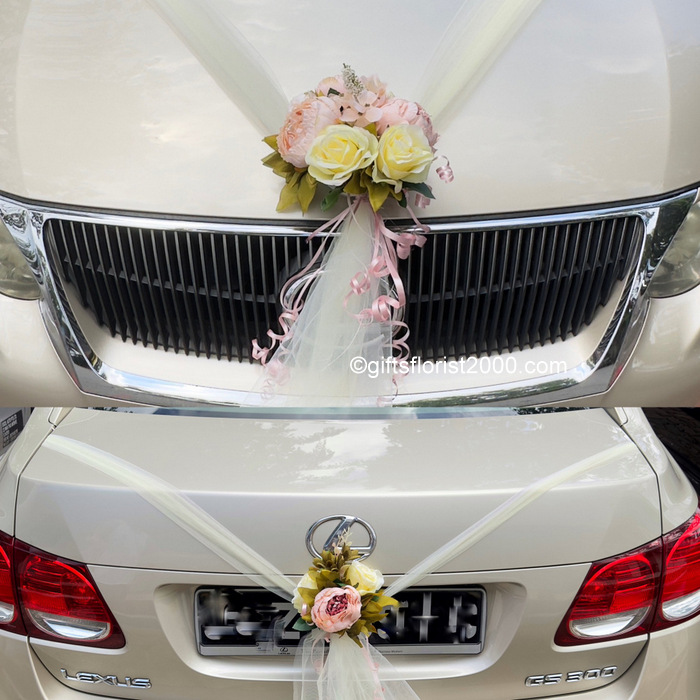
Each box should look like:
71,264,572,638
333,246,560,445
0,188,695,406
305,515,377,561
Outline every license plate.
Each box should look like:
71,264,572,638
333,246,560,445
195,586,485,656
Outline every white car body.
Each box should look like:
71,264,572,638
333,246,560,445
0,407,699,699
0,0,699,406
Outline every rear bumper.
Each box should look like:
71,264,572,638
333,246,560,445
2,619,699,700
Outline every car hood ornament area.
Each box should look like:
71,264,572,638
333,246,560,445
305,515,377,560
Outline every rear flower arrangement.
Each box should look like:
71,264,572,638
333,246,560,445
290,540,420,699
291,539,397,643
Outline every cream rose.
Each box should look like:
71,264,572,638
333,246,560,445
373,124,434,191
292,572,316,615
306,125,378,187
345,561,384,595
376,99,438,147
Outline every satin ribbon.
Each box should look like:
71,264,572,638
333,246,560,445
254,197,428,378
252,199,361,369
343,201,427,363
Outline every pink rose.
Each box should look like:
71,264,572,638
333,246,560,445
311,586,362,633
376,99,438,148
277,96,340,168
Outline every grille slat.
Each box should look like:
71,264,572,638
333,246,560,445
574,222,606,335
147,231,173,352
138,228,163,350
161,230,186,353
465,233,485,356
443,232,463,358
529,227,556,348
538,225,569,346
509,228,535,352
234,236,252,356
47,215,643,362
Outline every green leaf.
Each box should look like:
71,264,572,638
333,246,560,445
373,593,399,609
292,618,314,632
342,170,365,196
276,171,302,212
327,88,341,96
321,186,343,212
262,151,296,179
298,172,317,213
367,181,391,212
403,181,435,199
263,134,278,150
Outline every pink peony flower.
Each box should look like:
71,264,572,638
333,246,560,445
311,586,362,633
316,75,346,97
361,74,391,107
376,98,439,148
277,96,340,168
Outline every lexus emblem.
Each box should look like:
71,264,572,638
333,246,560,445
306,515,377,560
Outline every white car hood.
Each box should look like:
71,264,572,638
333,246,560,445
1,0,699,219
15,408,661,575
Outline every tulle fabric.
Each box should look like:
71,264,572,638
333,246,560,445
384,442,634,596
43,434,297,600
417,0,543,129
295,630,419,700
249,200,395,407
146,0,288,135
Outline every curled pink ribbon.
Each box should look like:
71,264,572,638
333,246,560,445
252,199,361,366
253,196,433,397
436,156,454,183
342,202,427,363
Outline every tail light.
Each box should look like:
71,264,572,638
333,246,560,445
556,507,700,646
657,510,700,626
0,534,124,648
0,532,25,635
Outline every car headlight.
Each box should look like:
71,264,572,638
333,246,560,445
648,198,700,298
0,218,41,300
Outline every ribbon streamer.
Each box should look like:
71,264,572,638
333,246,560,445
147,0,289,135
296,630,420,700
248,199,426,406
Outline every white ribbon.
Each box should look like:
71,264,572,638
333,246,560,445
418,0,542,129
296,630,420,700
44,434,296,599
146,0,289,135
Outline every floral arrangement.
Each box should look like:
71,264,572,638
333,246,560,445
254,66,452,400
262,64,445,214
291,539,397,644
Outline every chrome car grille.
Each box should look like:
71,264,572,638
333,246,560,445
45,215,642,362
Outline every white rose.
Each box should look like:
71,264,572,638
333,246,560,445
373,124,433,192
346,561,384,595
306,125,378,187
292,572,316,614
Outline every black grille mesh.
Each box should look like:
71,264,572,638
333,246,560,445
45,216,642,362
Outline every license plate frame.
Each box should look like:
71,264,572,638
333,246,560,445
195,585,486,656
